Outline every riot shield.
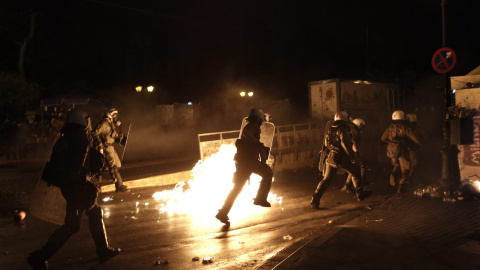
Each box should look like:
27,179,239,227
260,121,275,159
239,117,249,138
29,178,66,225
239,118,276,168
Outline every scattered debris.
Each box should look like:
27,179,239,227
202,257,213,264
13,210,26,225
366,218,383,223
328,220,333,224
102,197,113,202
283,235,293,241
130,216,138,220
413,185,442,199
154,258,169,265
443,197,456,203
413,181,480,202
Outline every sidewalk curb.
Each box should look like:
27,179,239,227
100,170,193,193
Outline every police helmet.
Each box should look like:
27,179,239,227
66,108,89,127
334,111,349,122
105,107,119,121
353,118,366,128
392,110,406,120
249,108,265,122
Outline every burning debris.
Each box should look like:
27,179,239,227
13,210,26,225
151,145,282,220
202,256,213,264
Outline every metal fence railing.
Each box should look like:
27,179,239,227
197,122,324,162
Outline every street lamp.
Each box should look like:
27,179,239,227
239,91,254,97
135,85,154,93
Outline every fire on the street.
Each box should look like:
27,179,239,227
151,144,283,221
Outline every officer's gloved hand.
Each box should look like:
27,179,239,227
120,135,127,146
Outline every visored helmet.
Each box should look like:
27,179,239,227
392,110,405,120
66,108,90,128
352,118,366,128
334,111,349,122
105,107,119,123
264,113,272,122
249,108,265,122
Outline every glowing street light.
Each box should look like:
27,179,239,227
240,91,254,97
135,85,154,93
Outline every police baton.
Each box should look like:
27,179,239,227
120,123,131,162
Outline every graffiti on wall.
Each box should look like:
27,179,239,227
462,116,480,166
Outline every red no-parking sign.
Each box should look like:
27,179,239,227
432,47,456,73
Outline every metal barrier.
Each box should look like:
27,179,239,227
197,122,324,169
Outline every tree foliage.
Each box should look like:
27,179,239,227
0,72,41,122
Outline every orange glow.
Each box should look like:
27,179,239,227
152,145,282,221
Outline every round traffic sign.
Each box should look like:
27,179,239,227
432,47,456,73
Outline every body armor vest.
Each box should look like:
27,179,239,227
326,125,348,150
388,123,406,143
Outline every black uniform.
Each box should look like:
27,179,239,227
215,115,273,224
311,120,364,209
27,123,120,269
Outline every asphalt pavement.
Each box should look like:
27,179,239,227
2,158,480,269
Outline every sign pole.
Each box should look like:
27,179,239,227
439,0,460,194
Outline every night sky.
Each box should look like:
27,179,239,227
1,0,480,106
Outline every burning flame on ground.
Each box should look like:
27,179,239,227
152,144,282,221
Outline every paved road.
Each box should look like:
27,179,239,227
2,156,479,270
0,166,393,270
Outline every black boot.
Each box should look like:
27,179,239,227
215,209,230,224
97,247,121,263
253,198,271,207
88,206,121,263
27,251,48,270
310,194,321,210
397,172,409,194
253,177,272,207
356,189,372,201
112,168,128,192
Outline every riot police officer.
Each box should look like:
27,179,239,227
27,108,120,269
92,107,128,192
341,118,366,193
381,110,420,193
215,108,274,224
310,111,365,210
